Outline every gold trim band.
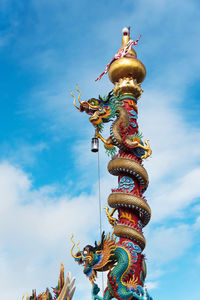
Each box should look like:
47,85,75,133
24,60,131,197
114,224,146,250
108,193,151,226
108,157,149,190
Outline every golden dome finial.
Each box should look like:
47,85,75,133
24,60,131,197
108,27,146,87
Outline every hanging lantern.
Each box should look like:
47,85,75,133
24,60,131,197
91,137,99,152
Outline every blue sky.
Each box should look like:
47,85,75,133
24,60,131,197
0,0,200,299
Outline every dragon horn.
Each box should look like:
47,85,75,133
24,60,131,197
98,94,103,102
76,84,82,105
76,240,81,252
100,231,105,249
108,90,113,99
71,90,80,110
70,234,82,259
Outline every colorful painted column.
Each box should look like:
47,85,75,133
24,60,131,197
71,27,152,300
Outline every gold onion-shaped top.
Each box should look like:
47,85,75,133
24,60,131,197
109,28,146,84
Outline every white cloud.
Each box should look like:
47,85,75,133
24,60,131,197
149,167,200,222
146,269,164,281
0,161,101,299
0,158,116,299
146,224,193,266
145,281,158,290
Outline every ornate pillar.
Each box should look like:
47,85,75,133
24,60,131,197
106,28,151,289
72,27,152,300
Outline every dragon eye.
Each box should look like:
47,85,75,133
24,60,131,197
83,250,88,255
88,99,98,106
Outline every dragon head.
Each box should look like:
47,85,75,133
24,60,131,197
71,232,116,283
71,85,117,127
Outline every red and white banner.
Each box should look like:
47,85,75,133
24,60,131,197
95,35,141,81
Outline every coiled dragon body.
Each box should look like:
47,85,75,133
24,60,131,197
71,87,152,300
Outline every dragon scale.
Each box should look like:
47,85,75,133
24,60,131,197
71,27,153,300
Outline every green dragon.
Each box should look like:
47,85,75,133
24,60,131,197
71,232,152,300
71,86,152,159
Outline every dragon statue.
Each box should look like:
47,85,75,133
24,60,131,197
71,87,151,159
71,232,152,300
71,27,153,300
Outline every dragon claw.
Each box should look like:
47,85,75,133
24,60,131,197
105,207,117,226
137,139,152,160
91,284,103,300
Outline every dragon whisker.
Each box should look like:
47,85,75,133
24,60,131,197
83,255,92,261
